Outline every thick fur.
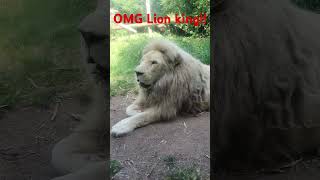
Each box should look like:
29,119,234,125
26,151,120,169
213,0,320,171
111,40,210,137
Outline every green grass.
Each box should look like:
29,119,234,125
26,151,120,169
162,155,201,180
110,160,122,177
0,0,210,105
110,33,210,96
0,0,95,108
165,166,201,180
163,155,178,169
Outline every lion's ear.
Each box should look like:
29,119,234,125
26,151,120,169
143,40,182,67
160,49,182,67
168,52,182,67
174,53,182,67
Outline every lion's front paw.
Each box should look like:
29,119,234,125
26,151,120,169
111,118,136,137
126,104,142,116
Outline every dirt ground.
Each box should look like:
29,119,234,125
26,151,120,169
0,95,210,180
0,98,87,180
110,96,210,179
1,95,320,180
215,157,320,180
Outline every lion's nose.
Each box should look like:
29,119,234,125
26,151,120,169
135,71,144,76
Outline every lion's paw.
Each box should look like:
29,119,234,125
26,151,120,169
111,118,136,137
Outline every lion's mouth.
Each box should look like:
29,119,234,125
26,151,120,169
139,82,151,88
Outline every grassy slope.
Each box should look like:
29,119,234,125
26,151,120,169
0,0,95,107
110,33,210,96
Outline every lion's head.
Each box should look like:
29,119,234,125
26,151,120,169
135,40,182,89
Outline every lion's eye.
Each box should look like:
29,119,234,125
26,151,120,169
151,61,158,65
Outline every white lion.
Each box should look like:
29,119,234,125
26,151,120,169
111,39,210,137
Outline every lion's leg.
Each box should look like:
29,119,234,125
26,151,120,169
51,94,106,176
51,77,107,175
111,107,175,137
51,76,107,174
126,89,146,116
51,131,105,175
111,115,141,137
126,103,143,116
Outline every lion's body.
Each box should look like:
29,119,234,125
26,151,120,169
213,0,320,171
111,40,210,137
138,40,210,115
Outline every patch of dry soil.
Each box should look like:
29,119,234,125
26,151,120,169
110,96,210,179
215,158,320,180
0,98,87,180
1,96,320,180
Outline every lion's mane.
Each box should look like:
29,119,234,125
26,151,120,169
138,40,210,119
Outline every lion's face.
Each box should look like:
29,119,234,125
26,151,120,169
135,50,169,88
